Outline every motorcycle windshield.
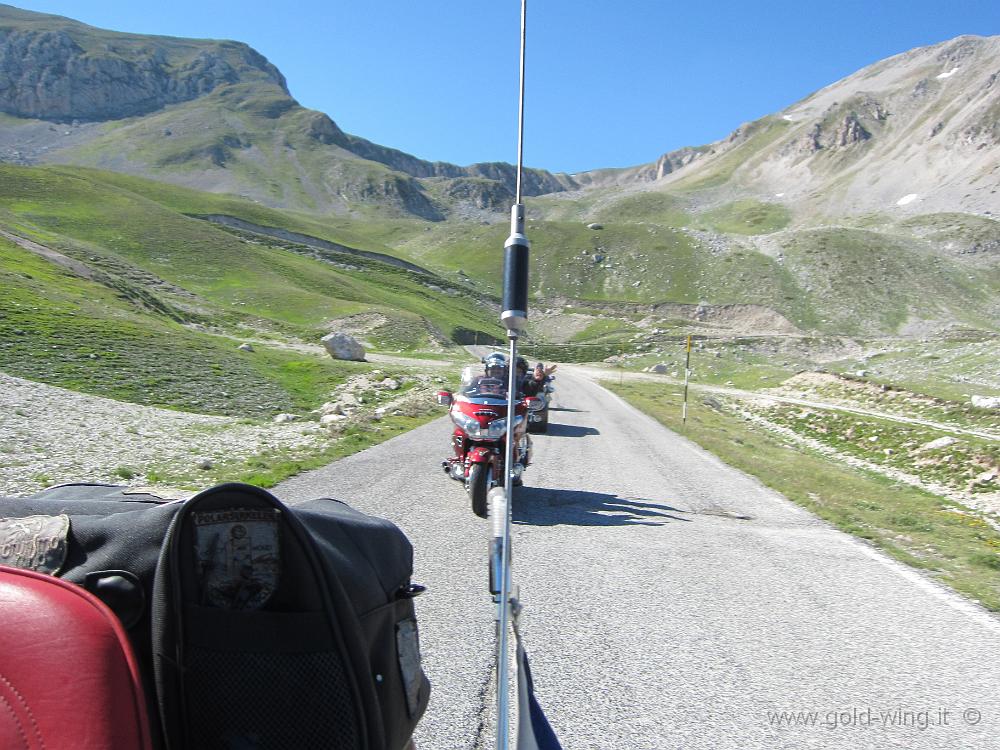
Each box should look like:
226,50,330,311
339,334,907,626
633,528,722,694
460,376,508,400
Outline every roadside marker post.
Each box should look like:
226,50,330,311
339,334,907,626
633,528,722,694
683,334,691,428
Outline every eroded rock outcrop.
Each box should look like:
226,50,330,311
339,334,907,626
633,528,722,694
0,27,287,121
835,113,871,146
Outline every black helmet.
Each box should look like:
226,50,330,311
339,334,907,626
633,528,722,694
516,356,529,372
483,352,508,379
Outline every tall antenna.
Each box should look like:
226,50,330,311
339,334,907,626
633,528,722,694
501,0,530,335
494,2,529,748
514,0,527,205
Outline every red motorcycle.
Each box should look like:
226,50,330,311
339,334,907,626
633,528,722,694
438,365,541,518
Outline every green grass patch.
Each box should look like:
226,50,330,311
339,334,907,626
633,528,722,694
520,342,624,363
568,318,640,343
0,164,500,343
0,164,505,415
0,236,371,415
619,337,808,390
773,226,997,335
68,166,419,255
594,191,691,226
693,200,791,235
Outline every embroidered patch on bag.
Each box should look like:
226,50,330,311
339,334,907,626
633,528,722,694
396,618,424,716
192,508,281,610
0,514,70,575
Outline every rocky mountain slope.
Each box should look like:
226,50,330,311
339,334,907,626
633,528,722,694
506,36,1000,339
0,4,574,218
2,5,998,223
581,35,1000,219
0,5,997,341
0,4,287,121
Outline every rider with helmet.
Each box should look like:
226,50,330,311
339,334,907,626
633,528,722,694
461,353,507,398
483,352,509,380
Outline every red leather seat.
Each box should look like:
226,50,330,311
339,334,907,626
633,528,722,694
0,565,153,750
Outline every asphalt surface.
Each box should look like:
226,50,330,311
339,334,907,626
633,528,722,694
276,370,1000,749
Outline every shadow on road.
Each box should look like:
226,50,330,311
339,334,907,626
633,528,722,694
548,406,584,413
542,423,600,438
514,486,690,527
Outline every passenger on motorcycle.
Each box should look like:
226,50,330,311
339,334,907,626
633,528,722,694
515,356,531,395
521,362,555,397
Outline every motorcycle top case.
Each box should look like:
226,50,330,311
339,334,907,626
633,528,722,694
0,482,430,750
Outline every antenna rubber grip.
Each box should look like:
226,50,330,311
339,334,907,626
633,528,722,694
501,204,529,332
501,238,529,331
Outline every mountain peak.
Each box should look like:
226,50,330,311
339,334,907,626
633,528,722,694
0,4,287,122
580,33,1000,218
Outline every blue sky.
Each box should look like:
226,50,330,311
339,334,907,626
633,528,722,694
9,1,1000,173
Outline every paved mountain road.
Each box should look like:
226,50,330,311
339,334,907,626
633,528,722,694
276,370,1000,749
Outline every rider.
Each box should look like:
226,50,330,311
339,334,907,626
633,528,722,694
515,356,530,394
482,352,530,481
521,361,554,397
484,352,508,379
472,352,508,396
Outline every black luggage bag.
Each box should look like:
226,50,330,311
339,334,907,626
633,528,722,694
0,481,430,750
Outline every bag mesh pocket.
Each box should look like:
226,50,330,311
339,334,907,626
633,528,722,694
186,646,360,750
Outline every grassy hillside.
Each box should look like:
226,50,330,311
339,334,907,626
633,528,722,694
3,161,995,385
398,218,780,302
69,168,861,336
2,8,996,343
0,164,504,412
391,207,999,336
0,233,371,415
62,167,425,256
0,164,500,337
45,85,444,217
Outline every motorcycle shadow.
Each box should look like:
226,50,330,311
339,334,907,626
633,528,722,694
542,423,600,438
513,486,691,527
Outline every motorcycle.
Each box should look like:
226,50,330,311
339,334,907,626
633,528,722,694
437,365,543,518
526,376,554,434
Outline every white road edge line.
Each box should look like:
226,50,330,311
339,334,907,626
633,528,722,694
590,374,1000,635
846,537,1000,634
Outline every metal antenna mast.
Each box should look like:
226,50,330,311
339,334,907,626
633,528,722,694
514,0,527,206
493,2,529,748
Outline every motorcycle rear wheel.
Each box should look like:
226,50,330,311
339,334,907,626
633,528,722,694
469,462,490,518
